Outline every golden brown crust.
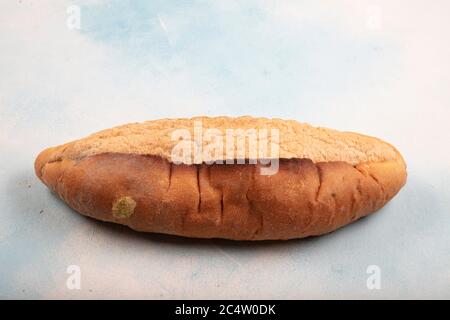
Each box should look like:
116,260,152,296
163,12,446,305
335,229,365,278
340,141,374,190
34,117,407,240
35,152,406,240
40,116,402,166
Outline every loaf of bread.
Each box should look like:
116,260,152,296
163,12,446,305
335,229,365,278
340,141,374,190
35,116,406,240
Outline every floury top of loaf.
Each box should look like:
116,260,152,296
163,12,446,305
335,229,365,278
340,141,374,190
34,116,407,240
39,116,403,167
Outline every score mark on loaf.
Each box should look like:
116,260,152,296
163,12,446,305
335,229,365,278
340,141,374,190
34,116,407,240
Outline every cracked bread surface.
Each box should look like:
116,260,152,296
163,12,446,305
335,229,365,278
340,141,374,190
38,116,402,165
34,116,407,240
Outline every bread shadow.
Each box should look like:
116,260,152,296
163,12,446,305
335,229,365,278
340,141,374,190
32,190,389,252
10,167,428,254
80,207,380,251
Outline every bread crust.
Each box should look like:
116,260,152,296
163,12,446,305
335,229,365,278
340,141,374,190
40,116,401,166
35,151,406,240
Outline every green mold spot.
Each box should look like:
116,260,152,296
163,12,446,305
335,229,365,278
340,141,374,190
112,196,136,218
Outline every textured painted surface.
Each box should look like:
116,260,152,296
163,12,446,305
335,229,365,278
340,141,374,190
0,0,449,298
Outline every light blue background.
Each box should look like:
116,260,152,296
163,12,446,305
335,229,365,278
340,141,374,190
1,0,449,299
